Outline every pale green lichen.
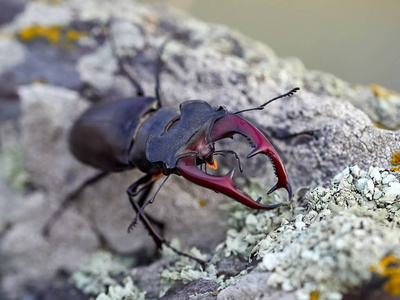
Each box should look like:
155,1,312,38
220,178,295,259
0,142,32,192
159,240,218,297
158,239,252,297
71,250,136,296
258,212,400,300
96,277,146,300
307,165,400,224
226,165,400,300
71,166,400,300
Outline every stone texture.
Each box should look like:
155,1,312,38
0,0,399,299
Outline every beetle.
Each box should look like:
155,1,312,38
43,27,298,262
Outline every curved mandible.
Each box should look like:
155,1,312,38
176,155,282,210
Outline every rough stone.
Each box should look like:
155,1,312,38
0,0,399,299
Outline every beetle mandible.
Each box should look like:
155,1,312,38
43,25,298,261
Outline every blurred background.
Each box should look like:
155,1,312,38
139,0,400,93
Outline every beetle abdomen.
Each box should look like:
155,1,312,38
69,97,157,172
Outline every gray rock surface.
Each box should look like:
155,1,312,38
0,1,399,299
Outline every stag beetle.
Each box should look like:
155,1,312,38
43,27,298,262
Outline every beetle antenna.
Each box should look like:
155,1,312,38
154,38,171,108
214,150,243,173
107,21,145,97
128,175,169,232
234,87,300,115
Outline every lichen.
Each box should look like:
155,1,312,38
71,250,136,296
0,142,32,192
214,166,400,300
158,238,253,297
70,166,400,300
370,255,400,296
391,152,400,172
369,84,395,98
96,277,146,300
18,25,88,45
159,240,218,297
307,165,400,224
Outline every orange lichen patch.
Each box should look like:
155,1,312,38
19,25,61,44
309,290,319,300
198,199,207,207
369,84,394,98
66,30,88,41
371,121,390,130
369,255,400,296
391,152,400,172
19,25,87,45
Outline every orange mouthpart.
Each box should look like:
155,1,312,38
207,159,218,170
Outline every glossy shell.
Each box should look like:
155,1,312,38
69,97,157,171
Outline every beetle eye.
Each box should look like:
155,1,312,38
164,116,180,132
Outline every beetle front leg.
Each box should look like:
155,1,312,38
126,174,207,265
127,179,165,248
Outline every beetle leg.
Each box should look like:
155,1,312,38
127,175,169,232
107,21,145,97
127,179,165,248
42,170,110,237
126,175,207,265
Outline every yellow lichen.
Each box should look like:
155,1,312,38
369,84,394,98
369,255,400,296
19,25,61,44
309,290,319,300
198,199,207,207
19,25,87,45
371,121,389,129
67,30,88,41
391,152,400,172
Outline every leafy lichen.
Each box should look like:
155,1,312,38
71,251,136,297
0,142,32,192
218,166,400,300
159,240,218,297
96,277,146,300
70,166,400,300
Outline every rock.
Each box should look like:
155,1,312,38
0,0,399,299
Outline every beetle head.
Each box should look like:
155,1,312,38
146,100,291,210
